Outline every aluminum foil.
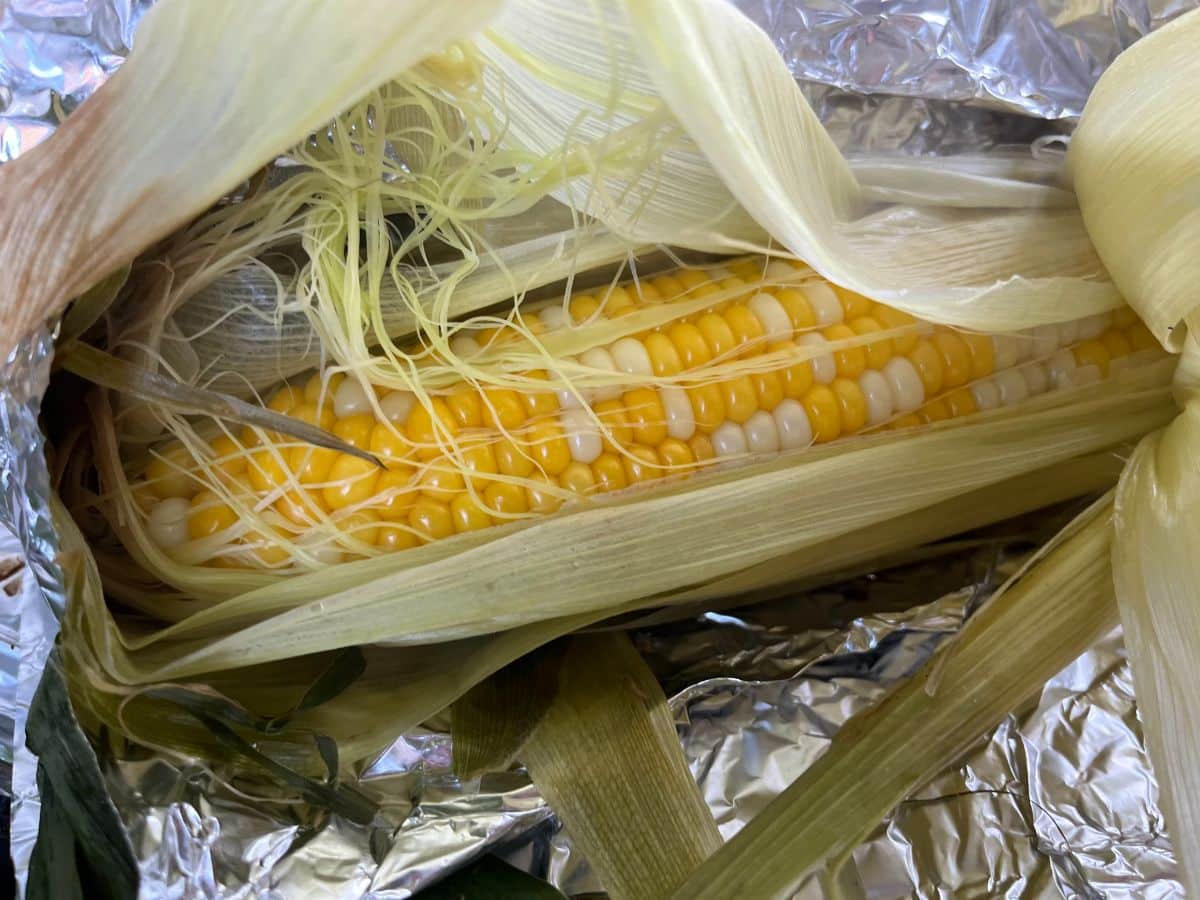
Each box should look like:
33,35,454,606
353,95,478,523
0,0,1194,898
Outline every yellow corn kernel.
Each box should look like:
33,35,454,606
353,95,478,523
290,401,336,431
450,494,493,533
1100,329,1132,359
1073,340,1111,376
689,433,716,463
824,324,867,379
332,413,375,450
602,286,637,317
459,441,499,489
652,274,686,301
481,388,527,432
657,438,695,471
873,304,919,354
304,371,344,404
408,498,454,542
918,397,951,424
907,340,946,396
240,530,292,566
276,488,329,527
889,413,923,430
525,419,572,476
519,371,560,417
374,468,418,521
932,332,972,389
289,445,338,485
570,294,600,325
803,385,841,443
833,286,873,320
848,317,893,371
525,472,564,514
187,491,238,540
960,332,996,380
560,461,597,496
369,423,412,468
419,463,466,502
483,481,529,516
687,383,727,433
593,399,633,451
339,510,382,547
721,376,759,425
1125,322,1157,352
635,281,663,304
248,447,291,493
624,388,669,445
831,378,867,434
592,453,628,492
267,384,302,414
644,332,684,376
677,269,712,291
667,322,713,369
378,523,421,552
697,312,738,359
209,435,247,481
772,288,816,332
623,445,660,484
724,304,766,353
751,369,784,412
494,437,536,478
406,398,459,459
447,383,484,429
145,443,197,499
728,259,762,281
943,388,979,418
323,455,381,510
770,341,815,400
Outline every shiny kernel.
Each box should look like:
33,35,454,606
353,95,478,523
482,389,527,431
368,422,413,469
332,414,375,450
520,371,560,417
450,494,493,533
323,455,381,510
602,286,637,317
689,433,716,463
483,481,529,516
697,313,738,359
772,289,816,332
677,269,712,290
728,259,763,281
907,340,946,396
918,398,951,423
848,317,893,370
248,448,291,493
267,384,302,414
1072,340,1111,376
525,419,572,476
304,372,344,404
241,530,291,566
338,510,382,548
873,304,920,354
624,388,668,445
570,294,601,325
960,332,996,380
145,443,197,499
932,331,972,389
667,322,713,369
408,498,454,542
592,453,628,492
751,369,784,411
593,399,633,451
802,385,841,443
657,438,695,472
459,441,499,489
495,437,535,478
824,324,867,378
831,378,867,434
687,383,727,433
651,274,686,300
187,491,238,540
406,399,459,459
374,468,418,521
623,445,660,484
378,523,420,552
275,488,329,527
447,384,484,429
644,333,684,376
525,472,563,514
560,461,598,496
635,281,663,304
724,304,766,354
290,401,336,431
889,413,923,431
943,388,979,419
419,464,466,502
770,341,815,400
1100,329,1132,359
721,376,759,425
833,286,873,320
289,445,338,484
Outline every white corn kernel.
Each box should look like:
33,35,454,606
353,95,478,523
802,283,844,327
748,292,792,341
882,356,925,412
561,408,602,463
859,370,894,426
148,498,190,549
1019,362,1048,395
970,378,1001,411
380,391,416,424
764,259,799,282
1031,324,1059,359
1046,348,1077,390
743,410,780,454
992,335,1020,370
660,386,696,441
333,378,371,419
994,368,1030,405
448,335,481,360
610,338,653,377
711,421,748,458
579,347,622,402
538,304,569,331
797,333,836,384
773,399,814,450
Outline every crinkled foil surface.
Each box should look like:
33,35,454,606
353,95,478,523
0,0,1192,897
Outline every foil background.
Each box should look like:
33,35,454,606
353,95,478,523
0,0,1192,897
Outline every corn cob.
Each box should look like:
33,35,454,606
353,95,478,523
133,257,1163,571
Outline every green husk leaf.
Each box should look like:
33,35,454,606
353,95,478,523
451,642,567,778
63,343,381,466
672,495,1120,899
520,634,721,900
